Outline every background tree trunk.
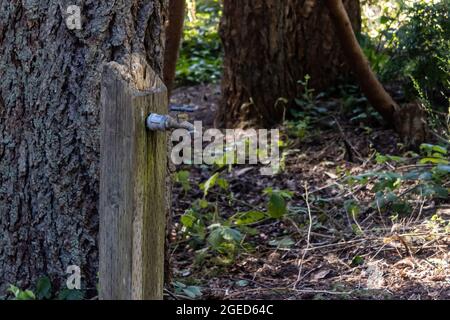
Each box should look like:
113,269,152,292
163,0,187,285
164,0,186,96
217,0,361,128
0,0,166,295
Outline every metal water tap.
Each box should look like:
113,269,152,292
146,104,196,132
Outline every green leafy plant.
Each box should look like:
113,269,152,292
180,171,294,265
176,0,222,85
173,281,203,299
181,206,245,264
360,1,449,135
269,237,295,249
295,75,316,109
286,75,320,140
419,143,449,165
382,1,449,108
57,289,85,300
7,276,85,300
199,171,229,197
7,285,36,300
346,143,449,216
263,188,293,219
359,33,390,76
35,276,52,300
232,210,266,226
180,173,243,262
207,224,243,254
175,170,191,193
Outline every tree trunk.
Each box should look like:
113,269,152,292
164,0,186,96
0,0,166,295
217,0,361,128
162,0,186,285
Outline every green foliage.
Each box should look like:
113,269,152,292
344,200,361,219
173,281,203,299
57,289,85,301
263,188,293,219
295,75,316,109
233,210,266,226
351,255,365,267
207,224,243,254
286,116,310,140
269,237,295,249
361,0,405,40
346,143,449,217
385,1,449,104
181,203,244,263
288,75,327,140
7,276,84,300
7,285,36,300
175,170,191,193
359,1,449,137
180,173,243,261
35,276,52,300
181,205,208,246
199,171,229,196
419,143,448,164
180,171,293,265
176,0,222,85
235,280,250,287
359,34,390,76
361,1,449,111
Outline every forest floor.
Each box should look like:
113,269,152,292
167,84,450,300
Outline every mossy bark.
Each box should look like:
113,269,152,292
0,0,166,294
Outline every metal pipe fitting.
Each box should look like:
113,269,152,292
146,113,195,132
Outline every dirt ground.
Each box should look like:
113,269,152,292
167,84,450,300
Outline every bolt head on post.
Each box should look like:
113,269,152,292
146,113,168,131
146,113,195,133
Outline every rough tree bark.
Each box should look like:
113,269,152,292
164,0,186,96
325,0,427,146
0,0,166,295
217,0,361,128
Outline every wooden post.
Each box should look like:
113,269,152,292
99,55,167,300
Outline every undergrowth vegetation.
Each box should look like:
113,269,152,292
2,0,448,302
176,0,222,85
5,277,84,300
169,0,449,299
361,0,449,116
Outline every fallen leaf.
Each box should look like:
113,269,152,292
394,258,416,269
310,269,331,282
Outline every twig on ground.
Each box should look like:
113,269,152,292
333,116,363,161
164,288,179,300
294,183,313,288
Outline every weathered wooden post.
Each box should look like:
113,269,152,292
99,54,167,300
